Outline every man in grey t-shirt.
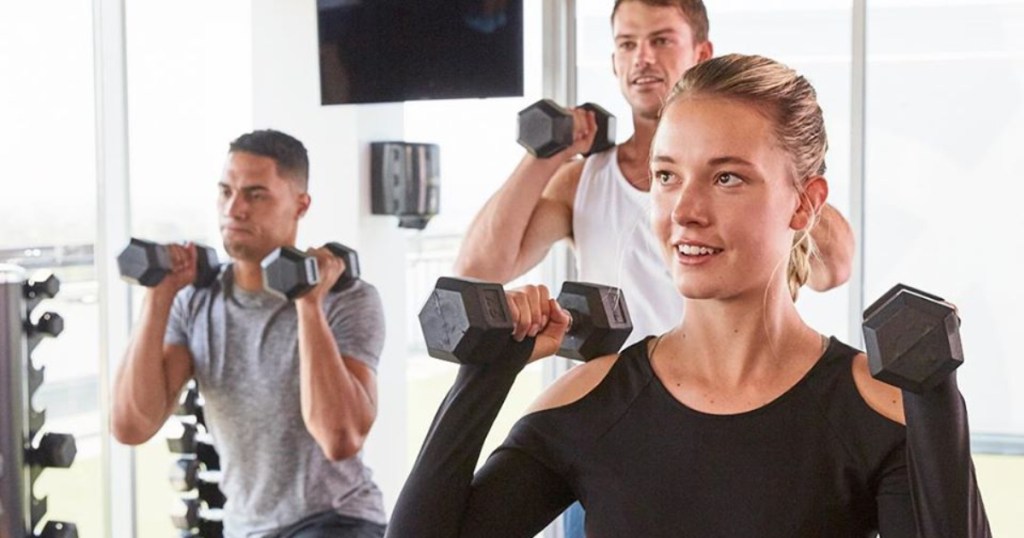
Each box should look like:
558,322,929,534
112,129,387,538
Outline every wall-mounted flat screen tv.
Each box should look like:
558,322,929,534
317,0,524,105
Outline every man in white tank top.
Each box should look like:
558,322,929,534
455,0,854,346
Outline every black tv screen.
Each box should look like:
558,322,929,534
317,0,524,105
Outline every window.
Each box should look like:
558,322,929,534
400,2,549,468
863,0,1024,440
123,1,251,535
0,2,104,536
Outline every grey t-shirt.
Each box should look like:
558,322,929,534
166,266,387,537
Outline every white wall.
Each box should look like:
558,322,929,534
251,0,409,513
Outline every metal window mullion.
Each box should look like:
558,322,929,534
92,0,136,536
540,5,577,538
540,0,578,388
848,0,868,346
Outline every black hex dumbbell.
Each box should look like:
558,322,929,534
167,422,198,454
169,458,226,509
27,432,77,468
175,386,205,427
24,273,60,304
36,521,79,538
261,242,361,300
517,99,616,158
862,283,963,393
172,499,223,538
23,273,63,355
27,311,63,354
166,425,220,471
117,238,221,288
419,277,632,364
170,457,200,492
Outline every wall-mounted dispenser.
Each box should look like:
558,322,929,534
370,142,440,230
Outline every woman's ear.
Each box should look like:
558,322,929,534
791,176,828,231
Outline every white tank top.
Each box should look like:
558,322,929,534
572,147,684,346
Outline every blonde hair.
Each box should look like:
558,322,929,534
663,54,828,300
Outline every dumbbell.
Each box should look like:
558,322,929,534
166,425,220,471
517,99,616,158
175,385,205,427
24,272,60,303
261,242,361,300
117,238,221,288
36,521,79,538
419,277,632,364
169,458,226,509
172,499,224,538
167,422,198,454
862,283,963,393
27,432,77,468
166,423,220,468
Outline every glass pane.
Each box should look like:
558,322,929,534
863,0,1024,437
864,2,1024,533
974,454,1024,533
0,2,103,536
123,1,252,535
401,2,547,465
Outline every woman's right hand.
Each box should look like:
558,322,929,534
505,284,572,363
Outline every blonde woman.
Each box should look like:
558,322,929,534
387,54,990,537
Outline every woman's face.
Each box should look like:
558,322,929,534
650,96,806,302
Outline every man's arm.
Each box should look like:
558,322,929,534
453,108,598,284
111,246,196,445
295,248,382,461
808,203,855,292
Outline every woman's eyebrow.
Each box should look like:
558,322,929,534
707,156,756,167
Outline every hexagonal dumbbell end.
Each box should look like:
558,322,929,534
418,277,515,364
24,273,61,301
862,283,963,394
175,387,200,417
517,99,573,158
193,244,221,288
29,432,77,468
198,512,224,538
169,457,200,491
27,307,64,354
36,521,79,538
28,311,64,353
31,312,64,338
579,102,616,156
198,477,226,509
324,242,361,292
117,238,172,287
556,282,633,361
261,246,318,300
171,498,201,530
197,439,221,471
167,422,198,454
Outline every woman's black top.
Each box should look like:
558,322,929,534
387,336,990,538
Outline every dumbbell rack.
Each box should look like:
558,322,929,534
167,382,225,538
0,267,78,538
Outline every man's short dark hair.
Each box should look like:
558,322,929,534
611,0,710,44
229,129,310,191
